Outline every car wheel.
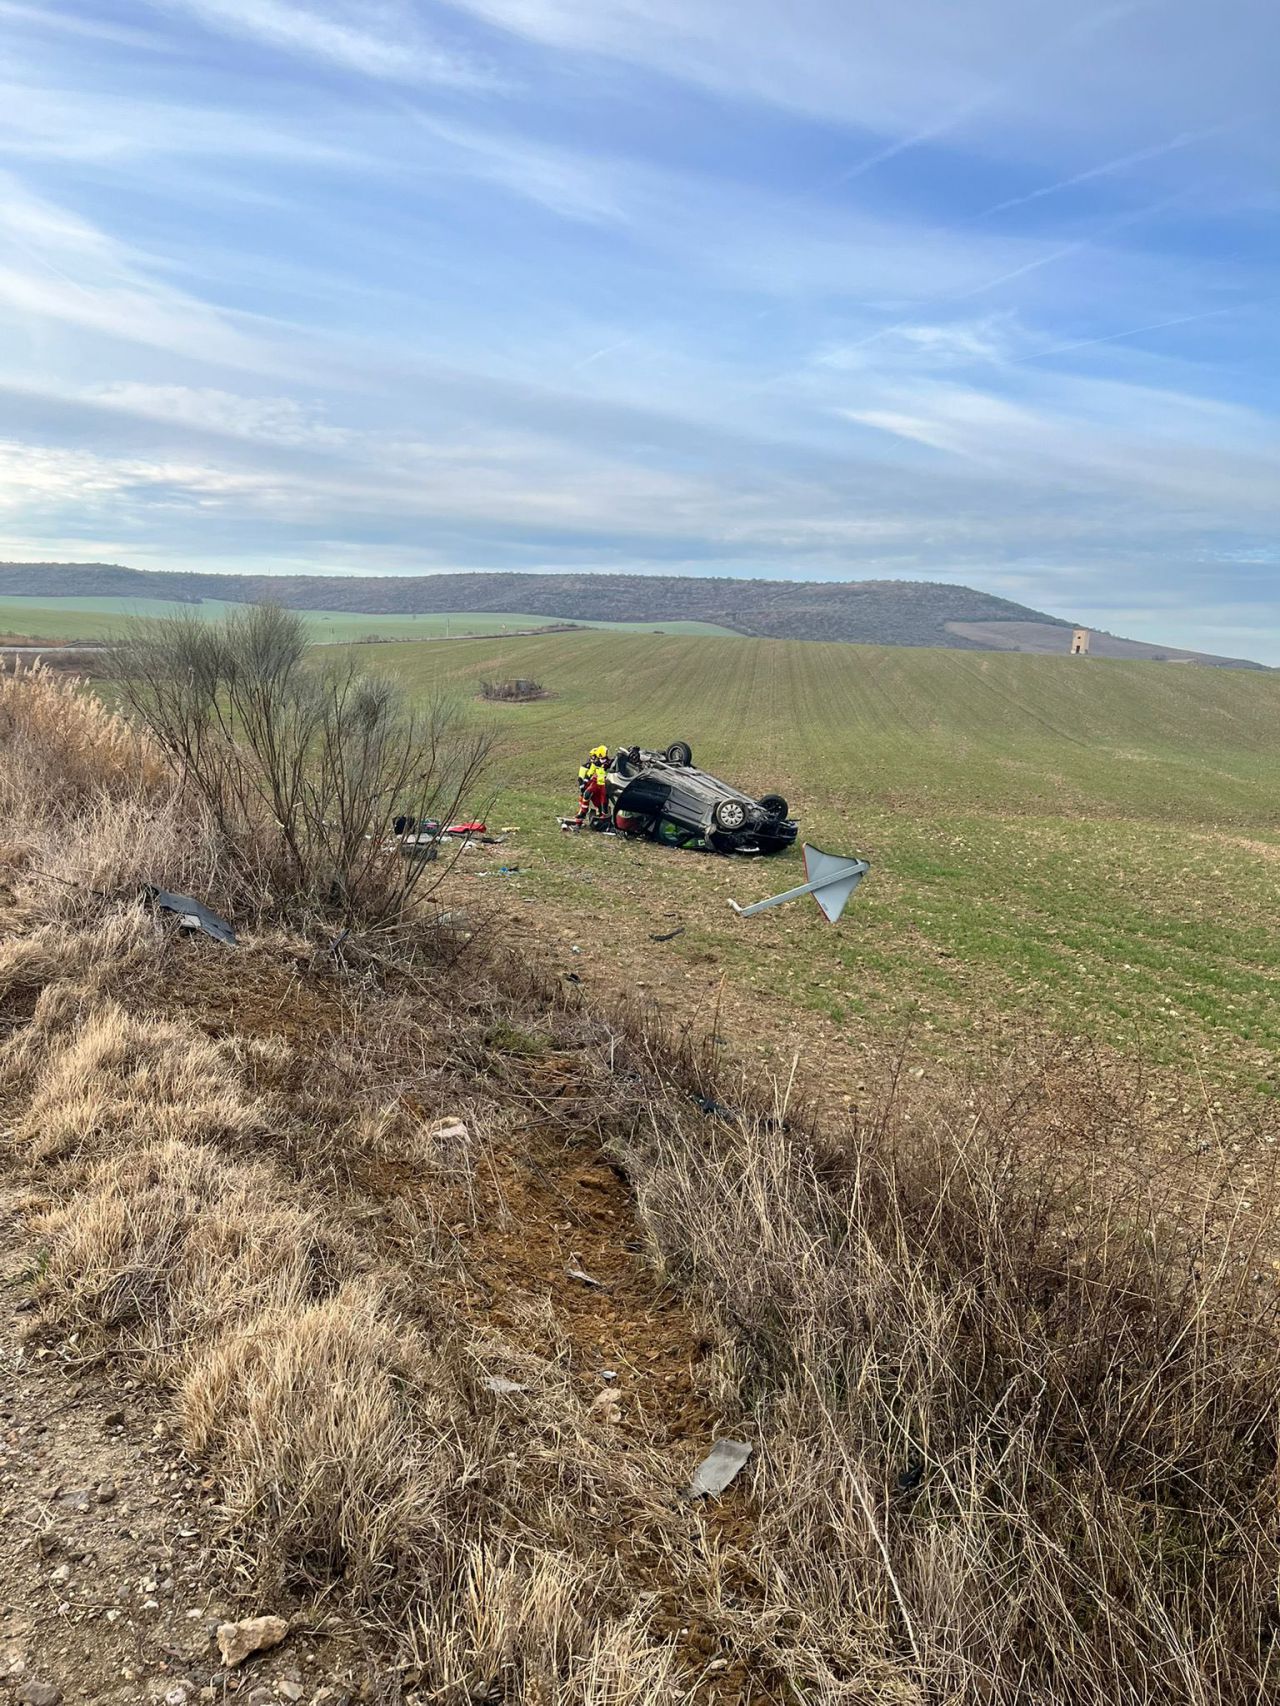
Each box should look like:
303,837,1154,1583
665,741,693,766
713,797,748,831
758,793,789,821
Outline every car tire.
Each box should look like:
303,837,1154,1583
713,797,749,831
665,741,693,766
758,793,789,821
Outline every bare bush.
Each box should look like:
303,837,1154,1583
479,677,547,702
115,604,492,924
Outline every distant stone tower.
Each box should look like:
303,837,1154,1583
1070,627,1090,656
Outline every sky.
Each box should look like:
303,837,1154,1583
0,1,1277,658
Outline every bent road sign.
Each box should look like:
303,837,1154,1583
729,843,870,924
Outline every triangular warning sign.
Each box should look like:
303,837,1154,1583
802,844,870,923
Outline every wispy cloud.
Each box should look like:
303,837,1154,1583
977,125,1231,218
1010,307,1241,364
0,0,1275,657
153,0,499,85
0,178,291,372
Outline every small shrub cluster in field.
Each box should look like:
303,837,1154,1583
479,677,547,702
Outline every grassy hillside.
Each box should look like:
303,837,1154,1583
364,631,1280,1093
0,594,735,641
0,562,1074,647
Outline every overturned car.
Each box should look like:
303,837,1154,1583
604,741,798,856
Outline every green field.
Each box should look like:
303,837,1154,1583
356,631,1280,1097
0,595,736,642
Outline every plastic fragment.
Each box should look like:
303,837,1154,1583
687,1439,753,1498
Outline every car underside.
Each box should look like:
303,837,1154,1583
604,742,798,855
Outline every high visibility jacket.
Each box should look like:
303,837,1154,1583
578,759,606,790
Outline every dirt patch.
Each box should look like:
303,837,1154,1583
0,912,769,1702
0,1188,394,1705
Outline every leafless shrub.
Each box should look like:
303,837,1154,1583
114,604,493,925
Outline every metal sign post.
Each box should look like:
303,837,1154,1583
729,843,870,923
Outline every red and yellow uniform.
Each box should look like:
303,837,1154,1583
575,745,609,821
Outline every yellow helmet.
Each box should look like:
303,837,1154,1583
590,745,608,759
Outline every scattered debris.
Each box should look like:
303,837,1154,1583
695,1095,739,1121
426,1117,470,1151
499,825,520,833
588,1389,622,1424
565,1262,606,1290
144,886,238,945
481,1375,527,1396
896,1450,926,1492
687,1439,753,1498
215,1615,290,1668
649,927,685,942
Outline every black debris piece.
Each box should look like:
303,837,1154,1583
896,1450,926,1492
145,886,238,945
695,1094,739,1121
649,927,685,942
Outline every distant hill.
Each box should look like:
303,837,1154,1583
0,562,1263,666
945,620,1263,669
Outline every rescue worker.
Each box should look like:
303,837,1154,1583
575,744,610,824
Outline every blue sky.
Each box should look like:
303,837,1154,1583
0,1,1276,657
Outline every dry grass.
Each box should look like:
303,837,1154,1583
2,663,1278,1704
28,1139,351,1361
15,1000,262,1164
179,1281,460,1599
417,1549,684,1705
614,1039,1280,1704
0,659,163,808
